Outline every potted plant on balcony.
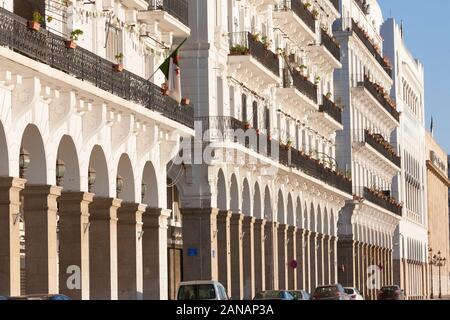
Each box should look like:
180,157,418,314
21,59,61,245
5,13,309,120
244,121,251,130
312,9,319,20
325,92,332,100
303,2,312,10
285,139,293,150
113,52,124,72
66,29,84,49
261,36,271,49
28,10,45,31
230,45,249,56
161,83,169,96
181,97,191,106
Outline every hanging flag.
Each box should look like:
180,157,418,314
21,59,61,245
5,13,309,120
158,38,187,104
430,116,434,134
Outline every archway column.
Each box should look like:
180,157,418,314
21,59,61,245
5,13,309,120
264,221,278,290
330,235,337,285
323,235,330,285
142,208,170,300
89,197,122,300
296,229,306,290
217,210,231,296
181,208,218,282
317,233,324,286
310,231,317,291
277,224,288,290
230,213,244,300
287,226,297,290
242,216,255,299
0,177,26,297
58,191,94,300
23,184,62,295
117,202,146,300
253,218,266,294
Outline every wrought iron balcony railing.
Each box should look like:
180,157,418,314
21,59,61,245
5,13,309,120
363,187,403,216
275,0,317,33
330,0,340,11
321,28,340,62
0,7,193,128
229,32,280,78
148,0,189,26
364,130,401,167
283,68,318,104
360,75,399,122
350,19,392,77
319,96,342,124
197,116,352,194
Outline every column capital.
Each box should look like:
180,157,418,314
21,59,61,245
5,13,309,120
287,225,297,234
242,215,256,225
254,218,267,227
23,184,62,197
181,207,219,219
217,210,232,220
143,208,171,229
59,191,94,203
0,176,26,191
230,213,244,224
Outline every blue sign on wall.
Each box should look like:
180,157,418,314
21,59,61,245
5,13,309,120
188,248,198,257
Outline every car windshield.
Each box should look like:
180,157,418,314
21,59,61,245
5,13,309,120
178,284,216,300
254,291,284,299
344,288,354,294
381,286,398,292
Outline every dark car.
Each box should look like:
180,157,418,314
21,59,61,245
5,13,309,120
7,294,72,300
290,290,310,300
377,285,405,300
253,290,295,300
0,296,7,300
311,284,349,300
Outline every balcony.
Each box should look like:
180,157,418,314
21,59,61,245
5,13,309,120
0,8,193,128
363,187,403,216
321,29,340,63
273,0,316,46
228,32,280,91
364,130,401,168
276,68,318,116
198,116,352,195
307,28,342,71
349,19,392,78
138,0,190,37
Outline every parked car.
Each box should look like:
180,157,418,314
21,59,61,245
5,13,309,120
290,290,310,300
377,285,405,300
253,290,296,300
177,281,229,300
7,294,71,300
0,296,6,300
311,284,350,300
344,287,364,300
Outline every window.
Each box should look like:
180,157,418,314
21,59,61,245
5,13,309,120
105,23,122,63
242,94,247,123
252,101,258,129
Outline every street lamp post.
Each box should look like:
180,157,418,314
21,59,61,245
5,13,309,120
429,249,447,299
429,248,434,299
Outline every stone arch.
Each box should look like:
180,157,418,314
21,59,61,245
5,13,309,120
330,209,335,236
253,182,262,219
217,169,227,210
56,135,80,191
88,145,110,197
277,190,285,224
230,173,240,213
20,124,47,184
287,193,294,226
142,161,159,207
0,120,9,176
295,197,302,228
263,186,272,221
242,178,251,216
117,153,135,202
323,208,329,235
304,201,309,231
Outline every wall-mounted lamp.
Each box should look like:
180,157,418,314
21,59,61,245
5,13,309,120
88,167,96,193
141,183,148,203
116,174,124,198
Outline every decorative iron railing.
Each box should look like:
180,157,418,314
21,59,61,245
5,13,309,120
0,7,194,128
229,32,280,78
275,0,317,33
364,130,401,167
148,0,189,26
283,68,318,104
197,116,352,194
321,28,340,62
363,187,403,216
319,96,342,124
360,75,399,122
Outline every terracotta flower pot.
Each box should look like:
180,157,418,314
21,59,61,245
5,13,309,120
113,63,124,72
27,21,41,31
65,40,77,49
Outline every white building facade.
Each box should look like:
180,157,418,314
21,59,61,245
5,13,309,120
381,18,428,300
0,0,194,300
174,0,353,300
334,0,402,300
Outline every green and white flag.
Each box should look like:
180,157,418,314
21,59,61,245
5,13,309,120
159,38,187,104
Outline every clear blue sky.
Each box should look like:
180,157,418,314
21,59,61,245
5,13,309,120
379,0,450,154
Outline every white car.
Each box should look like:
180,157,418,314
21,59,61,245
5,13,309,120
344,287,364,300
177,280,229,300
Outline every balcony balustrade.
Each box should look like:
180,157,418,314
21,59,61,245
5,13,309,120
275,0,317,33
364,130,401,168
363,187,403,216
283,69,318,104
321,28,341,62
229,32,280,78
360,75,399,122
0,7,194,128
148,0,189,26
319,96,342,124
198,116,352,194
